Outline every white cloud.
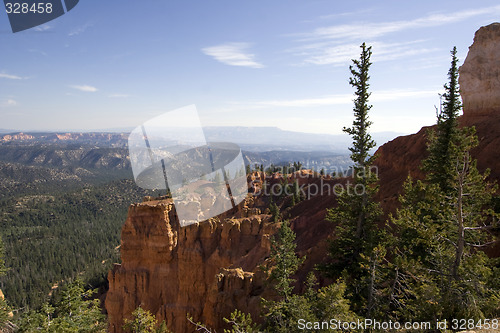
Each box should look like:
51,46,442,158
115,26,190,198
318,8,374,21
290,5,500,66
108,94,129,98
34,24,52,32
295,40,439,66
202,43,264,68
70,85,98,92
29,49,48,57
300,5,500,42
1,99,17,107
247,89,440,108
69,23,93,36
0,73,23,80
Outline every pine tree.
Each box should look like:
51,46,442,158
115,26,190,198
0,235,11,331
344,43,376,174
320,43,385,316
187,309,260,333
123,306,171,333
423,46,462,194
223,310,260,333
390,178,447,322
392,128,500,321
441,127,500,318
262,221,311,333
18,279,106,333
266,221,304,301
269,201,280,223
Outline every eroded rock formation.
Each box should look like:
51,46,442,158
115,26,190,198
105,198,275,332
460,23,500,118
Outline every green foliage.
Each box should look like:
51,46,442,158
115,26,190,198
344,42,376,168
423,46,463,194
17,279,106,333
187,309,260,333
123,306,170,333
269,201,280,223
266,221,304,300
391,127,500,321
262,221,306,332
292,162,302,172
223,310,260,333
263,226,356,333
0,297,10,331
303,272,358,327
290,180,303,206
388,51,499,320
320,42,386,317
415,49,500,319
0,177,157,310
0,235,6,277
0,234,11,330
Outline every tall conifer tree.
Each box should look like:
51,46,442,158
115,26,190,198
423,46,462,194
391,48,500,321
321,43,385,316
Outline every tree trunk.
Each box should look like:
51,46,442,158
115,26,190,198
451,155,467,280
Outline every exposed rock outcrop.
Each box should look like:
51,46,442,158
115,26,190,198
105,199,275,333
0,133,34,142
460,23,500,118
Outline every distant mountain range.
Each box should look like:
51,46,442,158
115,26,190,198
0,128,17,134
203,127,403,152
0,126,404,153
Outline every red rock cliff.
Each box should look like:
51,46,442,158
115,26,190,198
105,198,276,332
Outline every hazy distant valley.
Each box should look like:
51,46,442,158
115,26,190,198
0,126,403,174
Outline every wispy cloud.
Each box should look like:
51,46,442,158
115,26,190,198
202,43,264,68
245,89,440,108
34,24,52,32
29,49,48,57
299,5,500,42
1,99,18,107
108,94,129,98
300,40,439,66
68,22,93,36
318,8,375,21
6,99,17,106
70,85,98,92
0,73,24,80
288,6,500,67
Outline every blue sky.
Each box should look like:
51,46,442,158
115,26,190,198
1,0,500,135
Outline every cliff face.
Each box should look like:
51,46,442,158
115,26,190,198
105,198,276,333
105,174,339,332
460,23,500,118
